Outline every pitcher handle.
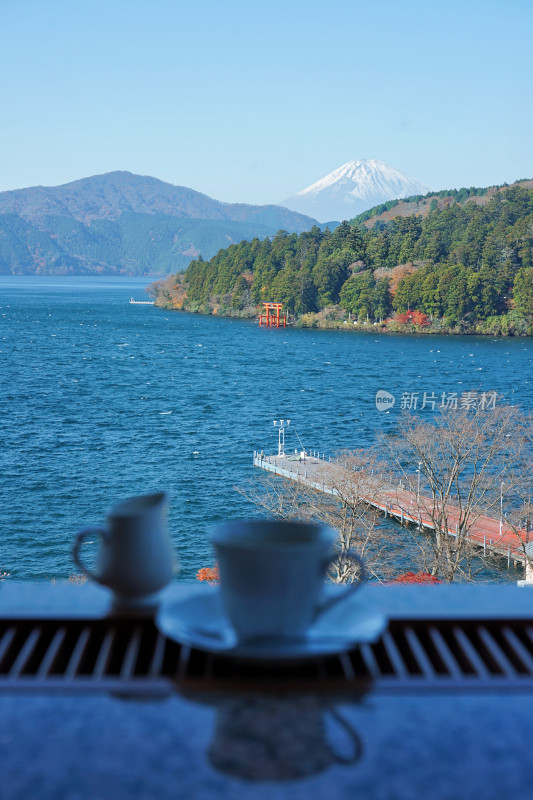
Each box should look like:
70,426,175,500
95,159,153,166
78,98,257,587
314,549,366,620
72,527,106,583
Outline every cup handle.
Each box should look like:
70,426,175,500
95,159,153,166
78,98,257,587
325,708,364,764
72,527,106,583
314,549,366,620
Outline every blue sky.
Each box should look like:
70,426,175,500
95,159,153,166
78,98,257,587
1,0,532,203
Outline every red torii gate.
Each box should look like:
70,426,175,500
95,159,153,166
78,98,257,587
259,302,287,327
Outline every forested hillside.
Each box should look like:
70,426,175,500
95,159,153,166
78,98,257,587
157,184,533,334
0,211,281,276
0,171,318,275
351,179,533,226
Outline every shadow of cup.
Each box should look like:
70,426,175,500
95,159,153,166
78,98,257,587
208,694,363,781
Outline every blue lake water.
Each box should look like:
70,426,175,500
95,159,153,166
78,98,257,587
1,276,532,581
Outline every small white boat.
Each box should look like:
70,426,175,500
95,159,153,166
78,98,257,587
129,297,154,305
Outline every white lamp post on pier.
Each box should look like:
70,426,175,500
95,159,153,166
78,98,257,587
273,419,290,457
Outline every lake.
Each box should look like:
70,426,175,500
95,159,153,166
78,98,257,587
1,275,532,581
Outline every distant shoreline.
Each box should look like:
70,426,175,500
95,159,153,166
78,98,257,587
151,300,532,338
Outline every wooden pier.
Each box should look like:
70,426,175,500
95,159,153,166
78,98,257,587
253,450,531,570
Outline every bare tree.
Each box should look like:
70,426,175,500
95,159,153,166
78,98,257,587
308,451,399,582
235,472,308,522
240,403,531,584
497,433,533,582
505,501,533,582
237,451,398,582
381,401,530,582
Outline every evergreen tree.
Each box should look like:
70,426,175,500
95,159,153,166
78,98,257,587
513,268,533,316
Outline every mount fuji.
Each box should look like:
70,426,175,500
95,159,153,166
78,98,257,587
281,158,432,222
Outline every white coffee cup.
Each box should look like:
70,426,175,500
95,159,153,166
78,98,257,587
209,519,365,643
72,492,177,609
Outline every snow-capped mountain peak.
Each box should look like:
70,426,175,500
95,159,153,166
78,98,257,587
282,158,431,222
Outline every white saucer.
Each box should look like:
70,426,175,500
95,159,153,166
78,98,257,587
156,586,387,660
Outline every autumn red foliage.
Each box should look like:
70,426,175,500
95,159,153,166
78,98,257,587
196,565,219,583
196,565,440,585
391,572,441,584
393,310,429,327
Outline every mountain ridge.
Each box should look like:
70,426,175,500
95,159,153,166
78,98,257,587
0,170,317,228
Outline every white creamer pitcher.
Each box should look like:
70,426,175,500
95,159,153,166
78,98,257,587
72,492,177,609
